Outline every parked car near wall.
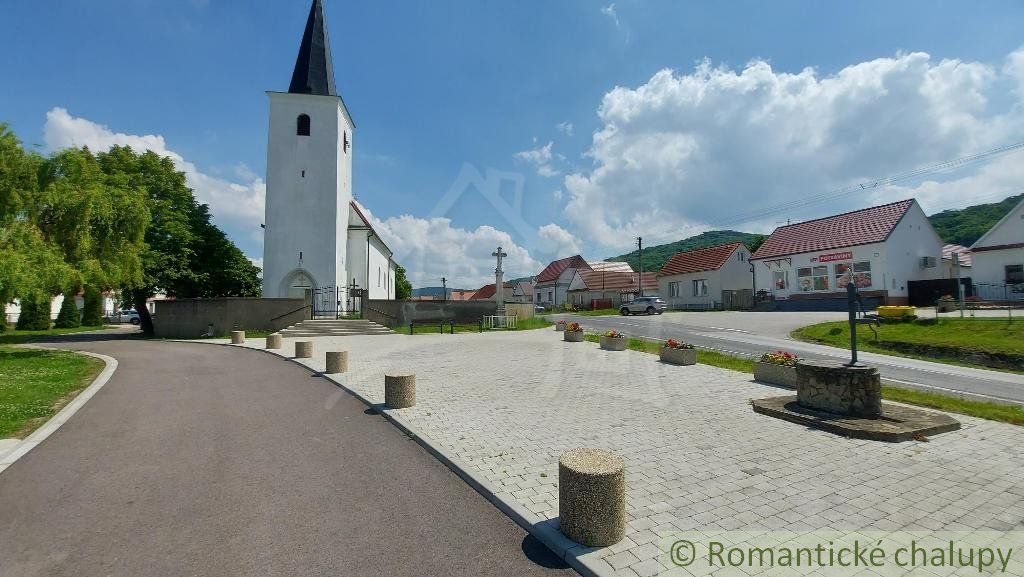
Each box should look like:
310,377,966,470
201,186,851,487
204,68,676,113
108,309,141,325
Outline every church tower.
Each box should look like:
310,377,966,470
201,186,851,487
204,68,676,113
262,0,354,300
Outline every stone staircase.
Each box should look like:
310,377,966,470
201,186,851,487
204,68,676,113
276,319,393,338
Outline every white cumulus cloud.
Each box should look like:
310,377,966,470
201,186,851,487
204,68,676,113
536,223,581,257
514,140,560,177
354,202,541,289
562,49,1024,252
43,107,266,252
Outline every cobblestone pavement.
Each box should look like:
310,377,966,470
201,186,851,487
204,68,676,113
230,330,1024,577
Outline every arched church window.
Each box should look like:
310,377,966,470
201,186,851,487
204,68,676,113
297,114,311,136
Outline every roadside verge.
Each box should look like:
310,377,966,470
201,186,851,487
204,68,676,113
0,348,118,475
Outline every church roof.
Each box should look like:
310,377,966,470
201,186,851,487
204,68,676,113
289,0,336,97
349,201,393,257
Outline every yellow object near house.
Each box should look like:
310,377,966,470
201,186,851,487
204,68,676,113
877,306,916,318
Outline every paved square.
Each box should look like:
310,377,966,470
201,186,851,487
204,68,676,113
233,330,1024,576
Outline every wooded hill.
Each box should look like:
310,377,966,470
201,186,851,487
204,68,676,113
929,193,1023,247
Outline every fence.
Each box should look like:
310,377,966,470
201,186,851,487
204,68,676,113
482,315,518,329
503,303,535,318
973,282,1024,302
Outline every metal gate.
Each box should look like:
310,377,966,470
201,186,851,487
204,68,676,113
311,286,342,319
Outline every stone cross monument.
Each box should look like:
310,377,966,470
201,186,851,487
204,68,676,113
493,246,507,316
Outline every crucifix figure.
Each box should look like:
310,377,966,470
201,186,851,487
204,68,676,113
492,246,507,315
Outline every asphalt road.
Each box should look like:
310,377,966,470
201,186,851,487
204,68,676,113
0,338,574,577
552,311,1024,404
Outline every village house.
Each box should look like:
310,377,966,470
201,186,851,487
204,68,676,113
533,255,590,307
511,279,535,303
970,196,1024,301
469,282,514,303
657,243,753,310
565,269,657,310
750,199,945,310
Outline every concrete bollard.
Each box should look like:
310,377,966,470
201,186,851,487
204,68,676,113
295,341,313,359
384,373,416,409
231,330,245,344
558,448,626,547
325,351,348,374
266,334,283,349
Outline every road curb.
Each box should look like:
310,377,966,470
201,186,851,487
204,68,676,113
185,339,614,577
0,347,118,475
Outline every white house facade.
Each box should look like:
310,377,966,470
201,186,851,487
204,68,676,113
970,196,1024,301
534,255,590,307
657,243,751,310
261,0,394,311
751,199,945,309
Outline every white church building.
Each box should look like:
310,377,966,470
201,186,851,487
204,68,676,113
262,0,396,313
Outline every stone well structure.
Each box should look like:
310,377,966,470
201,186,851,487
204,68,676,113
796,360,881,418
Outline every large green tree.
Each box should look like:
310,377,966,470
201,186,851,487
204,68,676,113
0,126,77,323
394,264,412,300
97,146,260,335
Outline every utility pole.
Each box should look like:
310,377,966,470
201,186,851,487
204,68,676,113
441,277,448,302
637,236,644,297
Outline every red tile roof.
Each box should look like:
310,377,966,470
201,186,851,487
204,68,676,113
659,243,744,277
942,244,972,267
750,199,915,261
575,270,658,292
536,255,590,283
469,282,513,300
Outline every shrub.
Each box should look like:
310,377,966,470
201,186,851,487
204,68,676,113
54,293,82,328
16,292,51,331
81,286,104,327
664,338,695,349
759,350,800,367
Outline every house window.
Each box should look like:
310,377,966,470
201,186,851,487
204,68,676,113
668,282,680,297
835,261,872,289
297,114,311,136
692,279,708,297
773,270,788,290
798,266,829,291
1007,265,1024,285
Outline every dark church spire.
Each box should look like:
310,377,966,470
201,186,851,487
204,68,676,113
288,0,336,96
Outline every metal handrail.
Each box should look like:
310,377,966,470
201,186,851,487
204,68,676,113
270,304,312,323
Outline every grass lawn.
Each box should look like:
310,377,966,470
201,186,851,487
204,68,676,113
571,308,622,316
581,332,1023,426
0,325,116,346
0,345,105,438
791,318,1024,373
409,316,554,334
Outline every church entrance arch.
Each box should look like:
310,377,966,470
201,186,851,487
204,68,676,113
280,269,316,303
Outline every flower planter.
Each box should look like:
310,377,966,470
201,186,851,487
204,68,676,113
659,347,696,365
754,361,798,388
599,335,627,351
564,330,585,342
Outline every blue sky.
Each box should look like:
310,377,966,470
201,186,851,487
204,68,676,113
4,1,1024,287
